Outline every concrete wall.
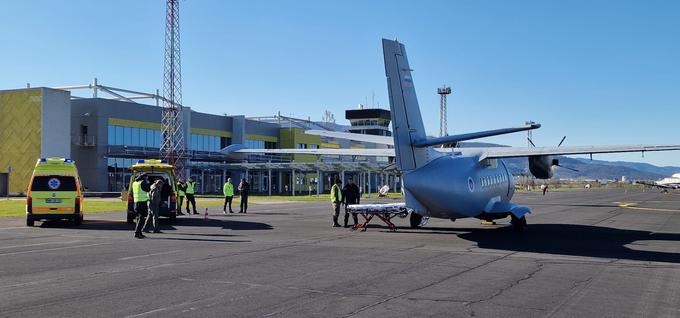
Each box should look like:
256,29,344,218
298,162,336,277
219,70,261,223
41,88,71,158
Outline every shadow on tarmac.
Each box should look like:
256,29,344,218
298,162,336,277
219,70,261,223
38,216,273,232
369,224,680,263
456,224,680,263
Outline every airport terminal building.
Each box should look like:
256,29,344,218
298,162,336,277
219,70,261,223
0,86,396,196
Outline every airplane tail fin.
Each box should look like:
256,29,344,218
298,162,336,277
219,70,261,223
383,39,428,172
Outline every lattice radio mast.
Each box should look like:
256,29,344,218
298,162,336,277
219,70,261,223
161,0,186,178
437,86,452,137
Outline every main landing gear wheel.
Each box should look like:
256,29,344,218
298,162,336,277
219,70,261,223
410,212,423,229
510,215,527,232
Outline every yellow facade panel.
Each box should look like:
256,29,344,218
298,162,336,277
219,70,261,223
245,133,278,143
0,90,42,194
191,128,232,138
108,118,162,130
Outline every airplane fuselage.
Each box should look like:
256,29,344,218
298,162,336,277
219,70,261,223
402,154,515,220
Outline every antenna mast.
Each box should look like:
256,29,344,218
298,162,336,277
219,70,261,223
161,0,186,178
437,86,452,137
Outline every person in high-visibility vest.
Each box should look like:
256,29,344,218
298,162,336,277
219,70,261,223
330,179,343,227
176,178,187,215
223,177,234,214
185,177,198,215
132,173,151,239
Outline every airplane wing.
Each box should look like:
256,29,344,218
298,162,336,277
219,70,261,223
305,130,394,145
471,144,680,161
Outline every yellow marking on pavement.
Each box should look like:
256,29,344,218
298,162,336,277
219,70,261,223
613,201,680,213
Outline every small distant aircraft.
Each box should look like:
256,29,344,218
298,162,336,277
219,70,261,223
224,39,680,231
636,174,680,191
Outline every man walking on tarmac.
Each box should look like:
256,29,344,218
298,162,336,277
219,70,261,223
330,179,343,227
342,178,360,228
238,178,250,213
223,177,234,214
144,179,164,233
132,173,151,239
176,178,186,215
185,177,198,215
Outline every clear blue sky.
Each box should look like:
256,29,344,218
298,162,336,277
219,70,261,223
1,0,679,166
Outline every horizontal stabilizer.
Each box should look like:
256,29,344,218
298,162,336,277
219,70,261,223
485,201,531,219
413,124,541,148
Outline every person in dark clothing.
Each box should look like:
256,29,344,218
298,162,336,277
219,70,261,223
238,178,250,213
342,178,361,227
132,173,151,239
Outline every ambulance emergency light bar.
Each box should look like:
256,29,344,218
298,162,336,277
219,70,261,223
136,159,169,164
38,158,74,164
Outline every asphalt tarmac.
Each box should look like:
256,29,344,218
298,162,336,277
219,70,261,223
1,188,679,317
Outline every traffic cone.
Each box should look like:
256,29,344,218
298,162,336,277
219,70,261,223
204,208,208,221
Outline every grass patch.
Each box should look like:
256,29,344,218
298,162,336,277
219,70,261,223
0,193,405,218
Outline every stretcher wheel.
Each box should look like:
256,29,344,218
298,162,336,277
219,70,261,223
410,212,423,229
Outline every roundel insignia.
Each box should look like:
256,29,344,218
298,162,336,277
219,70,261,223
47,178,61,190
468,177,475,192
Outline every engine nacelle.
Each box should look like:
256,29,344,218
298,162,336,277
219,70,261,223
528,156,558,179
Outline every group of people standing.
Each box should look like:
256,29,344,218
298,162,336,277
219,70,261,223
222,178,250,213
176,177,198,215
131,175,252,238
131,173,165,239
330,177,361,228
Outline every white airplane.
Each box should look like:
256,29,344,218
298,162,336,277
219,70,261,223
223,39,680,231
637,173,680,190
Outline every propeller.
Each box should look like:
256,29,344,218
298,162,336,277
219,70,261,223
557,136,566,147
555,164,578,172
553,136,578,172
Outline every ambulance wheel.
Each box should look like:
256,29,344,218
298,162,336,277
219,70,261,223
126,213,135,224
410,212,423,229
26,216,34,227
74,215,83,226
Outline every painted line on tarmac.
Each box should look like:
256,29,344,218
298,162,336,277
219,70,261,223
0,243,112,256
614,202,680,213
0,226,33,231
118,250,183,261
621,206,680,213
0,240,82,250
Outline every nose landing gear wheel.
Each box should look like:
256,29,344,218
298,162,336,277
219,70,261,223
510,215,527,232
410,212,423,229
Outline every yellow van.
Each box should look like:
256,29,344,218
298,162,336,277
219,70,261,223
26,158,84,227
126,159,178,224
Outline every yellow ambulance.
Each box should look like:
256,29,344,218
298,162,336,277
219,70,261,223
126,159,178,224
26,158,84,227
